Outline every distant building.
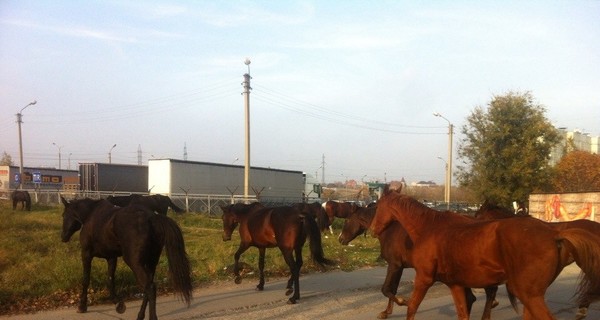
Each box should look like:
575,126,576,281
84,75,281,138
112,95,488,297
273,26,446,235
412,180,437,187
550,128,600,166
0,165,78,194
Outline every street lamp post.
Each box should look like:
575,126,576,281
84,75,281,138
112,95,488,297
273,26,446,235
16,100,37,189
52,142,63,169
68,153,73,170
242,58,252,201
433,112,453,210
108,144,117,164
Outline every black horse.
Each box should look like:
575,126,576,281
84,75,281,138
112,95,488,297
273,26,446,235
107,194,185,215
11,190,31,211
61,197,192,320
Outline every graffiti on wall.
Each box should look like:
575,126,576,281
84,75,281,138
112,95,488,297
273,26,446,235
543,194,593,222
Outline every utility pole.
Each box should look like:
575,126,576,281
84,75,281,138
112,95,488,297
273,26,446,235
16,100,37,189
242,58,252,200
137,145,142,165
321,154,325,185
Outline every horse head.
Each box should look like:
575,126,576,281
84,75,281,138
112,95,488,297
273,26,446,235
220,205,239,241
339,212,365,245
60,197,84,242
370,185,400,237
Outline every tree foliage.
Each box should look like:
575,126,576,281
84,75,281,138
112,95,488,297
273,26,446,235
553,150,600,192
1,152,13,166
456,91,560,207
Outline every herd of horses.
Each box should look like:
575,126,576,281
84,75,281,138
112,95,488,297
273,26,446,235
46,186,600,320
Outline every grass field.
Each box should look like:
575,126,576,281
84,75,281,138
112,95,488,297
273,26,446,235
0,199,383,315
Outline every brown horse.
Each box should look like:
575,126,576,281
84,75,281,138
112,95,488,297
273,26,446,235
61,197,192,320
322,200,361,232
107,194,184,215
11,190,31,211
371,186,600,320
474,203,600,320
340,205,501,320
293,201,330,233
221,202,335,304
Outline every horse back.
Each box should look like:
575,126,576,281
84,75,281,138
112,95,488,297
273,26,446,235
245,206,303,248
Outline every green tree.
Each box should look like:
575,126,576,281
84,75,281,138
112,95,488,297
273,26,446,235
0,151,13,166
553,150,600,192
456,91,560,207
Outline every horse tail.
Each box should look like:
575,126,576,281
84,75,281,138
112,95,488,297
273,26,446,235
168,197,185,213
316,208,330,232
557,228,600,306
303,214,336,267
150,215,193,306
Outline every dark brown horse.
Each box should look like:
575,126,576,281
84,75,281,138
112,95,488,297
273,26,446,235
11,190,31,211
339,205,501,320
107,194,184,215
221,202,335,304
371,186,600,320
322,200,361,232
61,197,192,320
474,203,600,320
293,201,330,233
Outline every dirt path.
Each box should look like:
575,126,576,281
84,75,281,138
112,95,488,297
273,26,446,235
3,264,598,320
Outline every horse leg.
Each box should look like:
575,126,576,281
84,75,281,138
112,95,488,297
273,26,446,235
520,296,554,320
464,288,476,315
448,285,470,320
106,257,126,314
78,254,93,313
256,247,266,291
480,286,498,320
281,249,300,304
378,264,405,319
285,244,304,296
233,244,250,284
406,276,433,320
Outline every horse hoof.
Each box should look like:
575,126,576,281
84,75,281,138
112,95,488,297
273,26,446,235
575,307,588,320
256,285,264,291
394,296,407,306
377,311,389,319
287,298,297,304
77,306,87,313
116,301,126,314
492,299,499,309
234,277,242,284
285,288,293,296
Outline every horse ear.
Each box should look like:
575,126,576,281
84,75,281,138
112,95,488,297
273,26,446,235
61,196,69,206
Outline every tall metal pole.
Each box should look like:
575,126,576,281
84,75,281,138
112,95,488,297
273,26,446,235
16,100,37,189
52,142,63,169
434,112,453,210
108,144,116,164
242,59,252,200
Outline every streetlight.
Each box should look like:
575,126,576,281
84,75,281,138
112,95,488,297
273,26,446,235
108,144,117,164
52,142,63,169
433,112,453,210
242,58,252,200
16,100,37,189
68,153,73,170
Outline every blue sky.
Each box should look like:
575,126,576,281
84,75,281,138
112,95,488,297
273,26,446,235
1,1,599,185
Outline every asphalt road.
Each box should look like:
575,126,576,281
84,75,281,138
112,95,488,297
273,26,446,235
2,264,598,320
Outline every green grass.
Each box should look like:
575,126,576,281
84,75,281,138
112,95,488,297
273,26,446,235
0,200,384,315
